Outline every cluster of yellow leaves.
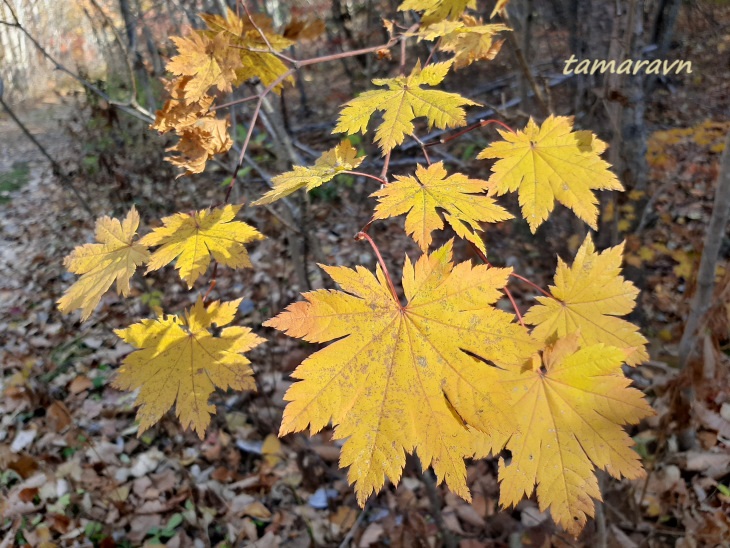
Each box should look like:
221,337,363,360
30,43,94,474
371,161,511,253
58,205,264,436
415,15,508,69
478,115,623,232
58,205,261,315
152,9,293,175
252,141,364,205
333,60,477,154
268,237,652,533
114,297,264,438
266,241,538,505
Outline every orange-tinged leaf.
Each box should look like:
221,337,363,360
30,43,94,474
166,31,241,103
477,115,623,232
165,116,233,175
58,207,149,321
140,204,264,288
399,0,476,23
486,334,653,536
490,0,511,18
151,77,214,134
371,162,512,253
265,241,538,506
113,298,264,438
200,8,293,92
523,234,649,366
416,16,508,69
333,60,478,154
252,140,364,205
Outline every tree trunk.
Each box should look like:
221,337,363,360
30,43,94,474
678,131,730,368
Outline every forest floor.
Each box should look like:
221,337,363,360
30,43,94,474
2,7,730,548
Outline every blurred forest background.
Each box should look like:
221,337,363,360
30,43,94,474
1,0,729,546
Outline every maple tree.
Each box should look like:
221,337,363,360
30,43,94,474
57,0,654,538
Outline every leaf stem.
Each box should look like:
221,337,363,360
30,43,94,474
411,133,432,165
427,118,516,148
342,171,387,185
355,231,400,306
380,151,391,183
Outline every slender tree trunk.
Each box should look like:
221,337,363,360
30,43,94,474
678,131,730,368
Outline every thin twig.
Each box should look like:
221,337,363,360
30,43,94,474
355,231,400,304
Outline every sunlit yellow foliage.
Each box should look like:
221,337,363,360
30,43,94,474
141,204,264,288
266,241,538,506
524,235,649,366
371,162,511,253
478,116,623,232
399,0,475,24
58,207,149,321
201,8,294,92
114,297,264,438
333,61,477,154
166,31,241,103
416,16,508,69
482,334,653,536
252,140,364,205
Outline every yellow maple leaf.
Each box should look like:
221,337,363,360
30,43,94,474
482,334,653,536
438,17,507,68
371,162,512,253
58,207,149,321
200,8,293,92
140,204,264,288
399,0,475,23
265,241,538,506
165,115,233,175
523,234,649,366
333,60,478,154
490,0,511,18
151,77,214,134
166,31,241,103
252,140,365,205
113,297,264,438
477,115,623,232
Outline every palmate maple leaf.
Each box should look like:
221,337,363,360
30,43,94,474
140,204,263,288
371,162,512,253
399,0,475,23
478,333,653,536
252,140,365,205
477,115,623,232
333,60,477,154
58,207,149,321
166,31,241,103
417,16,508,69
165,116,233,175
523,234,649,366
151,77,214,134
200,8,294,92
114,297,264,438
265,241,539,506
